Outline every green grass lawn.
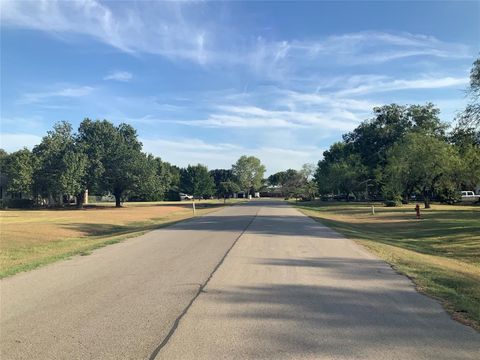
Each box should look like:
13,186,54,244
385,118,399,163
295,201,480,330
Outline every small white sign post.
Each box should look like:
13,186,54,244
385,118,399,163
192,200,196,215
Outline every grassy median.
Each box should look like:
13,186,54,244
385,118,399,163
0,199,243,278
295,201,480,330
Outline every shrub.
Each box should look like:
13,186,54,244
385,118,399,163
384,199,400,207
6,199,35,208
166,190,181,201
437,187,461,204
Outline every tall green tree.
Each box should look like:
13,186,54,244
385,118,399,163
209,169,234,197
315,142,367,199
129,156,183,202
450,125,480,148
155,159,174,193
163,162,182,200
279,169,305,198
33,122,87,206
407,104,447,137
449,125,480,192
1,148,34,196
180,164,215,199
129,154,165,201
101,123,144,207
76,119,118,205
343,104,411,172
165,162,181,189
218,181,240,203
267,171,286,187
0,149,7,168
458,57,480,129
383,132,462,208
457,145,480,193
78,120,146,207
231,155,266,195
343,103,446,194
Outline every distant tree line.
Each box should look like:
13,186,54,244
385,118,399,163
0,119,266,208
314,58,480,208
2,58,478,209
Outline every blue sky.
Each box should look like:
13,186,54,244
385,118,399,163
1,1,479,174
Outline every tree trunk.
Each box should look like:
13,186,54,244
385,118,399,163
114,191,122,208
76,191,85,209
423,191,431,209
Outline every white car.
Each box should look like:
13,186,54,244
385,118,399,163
179,193,193,201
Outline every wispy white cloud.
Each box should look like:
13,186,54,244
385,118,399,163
246,32,471,80
1,0,211,63
280,90,380,111
167,72,465,132
78,70,468,136
335,76,468,96
295,31,470,63
174,105,360,131
104,71,133,82
19,86,94,104
1,0,471,70
11,70,464,140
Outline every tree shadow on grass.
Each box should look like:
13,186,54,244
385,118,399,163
314,216,480,264
59,220,185,238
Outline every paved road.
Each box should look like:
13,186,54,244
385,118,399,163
156,200,479,360
1,200,478,359
0,203,258,359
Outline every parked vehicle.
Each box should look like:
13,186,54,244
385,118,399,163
460,191,480,202
179,193,193,200
333,194,356,201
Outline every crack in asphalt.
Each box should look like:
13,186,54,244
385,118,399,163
148,207,261,360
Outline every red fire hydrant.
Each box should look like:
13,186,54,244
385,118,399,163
415,204,420,219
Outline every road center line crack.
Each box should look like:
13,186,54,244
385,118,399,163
148,207,260,360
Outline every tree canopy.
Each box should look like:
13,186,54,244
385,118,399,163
232,155,266,195
458,57,480,129
1,148,34,195
210,169,235,198
383,132,462,207
217,181,240,202
180,164,215,199
32,122,87,205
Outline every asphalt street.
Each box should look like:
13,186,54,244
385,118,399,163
1,200,478,359
1,203,257,359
